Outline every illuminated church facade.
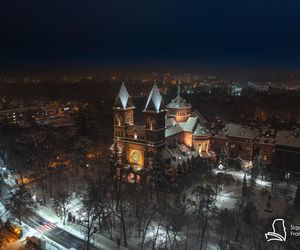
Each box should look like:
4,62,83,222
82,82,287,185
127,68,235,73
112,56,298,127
112,83,213,171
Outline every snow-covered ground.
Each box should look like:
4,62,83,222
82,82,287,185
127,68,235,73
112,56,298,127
215,188,238,210
212,169,298,219
0,201,11,222
145,221,184,248
213,169,271,188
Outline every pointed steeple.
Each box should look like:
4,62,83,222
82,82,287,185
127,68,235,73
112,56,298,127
166,83,190,109
144,85,165,112
177,84,181,97
114,82,134,109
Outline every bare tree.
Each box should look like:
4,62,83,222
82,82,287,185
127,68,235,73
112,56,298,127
217,208,235,249
52,190,71,225
88,182,114,240
210,172,235,199
294,181,300,208
234,196,245,242
188,184,216,250
219,142,229,172
6,183,35,225
79,194,98,250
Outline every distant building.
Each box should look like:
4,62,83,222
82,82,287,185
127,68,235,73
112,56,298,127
272,129,300,174
211,123,300,175
211,123,254,169
230,82,248,96
287,80,300,90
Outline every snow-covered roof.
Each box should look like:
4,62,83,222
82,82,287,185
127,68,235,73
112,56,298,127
165,123,183,137
166,116,211,138
0,201,10,222
224,123,258,139
182,117,198,132
167,86,191,109
165,118,177,128
193,124,210,136
144,85,165,112
275,130,300,148
114,83,133,109
169,144,198,167
167,95,191,109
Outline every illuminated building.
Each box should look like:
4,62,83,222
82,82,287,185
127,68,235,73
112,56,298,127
211,124,300,175
112,83,167,170
112,83,300,177
272,129,300,174
166,85,191,122
211,123,274,163
111,83,213,171
165,85,212,159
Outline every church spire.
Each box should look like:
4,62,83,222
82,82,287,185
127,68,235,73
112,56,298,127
114,82,133,109
177,84,181,97
144,84,165,112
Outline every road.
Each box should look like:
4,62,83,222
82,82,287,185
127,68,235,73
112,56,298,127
22,210,99,250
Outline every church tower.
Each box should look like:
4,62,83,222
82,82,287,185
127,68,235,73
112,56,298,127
111,83,167,170
113,83,134,163
166,84,191,122
143,85,166,166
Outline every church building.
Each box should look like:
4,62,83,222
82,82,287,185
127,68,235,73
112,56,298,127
111,83,213,171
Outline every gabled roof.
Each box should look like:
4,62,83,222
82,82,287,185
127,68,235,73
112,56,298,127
182,117,198,132
167,95,191,109
165,123,183,137
144,85,165,112
224,123,258,139
166,118,177,128
114,83,134,109
275,130,300,148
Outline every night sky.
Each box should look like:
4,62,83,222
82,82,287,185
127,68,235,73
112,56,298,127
1,0,300,70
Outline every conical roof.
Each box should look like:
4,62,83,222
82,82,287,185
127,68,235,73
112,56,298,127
167,85,191,108
114,83,134,109
144,85,165,112
193,123,210,136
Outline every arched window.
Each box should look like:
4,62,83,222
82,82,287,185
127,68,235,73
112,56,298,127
148,118,155,130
